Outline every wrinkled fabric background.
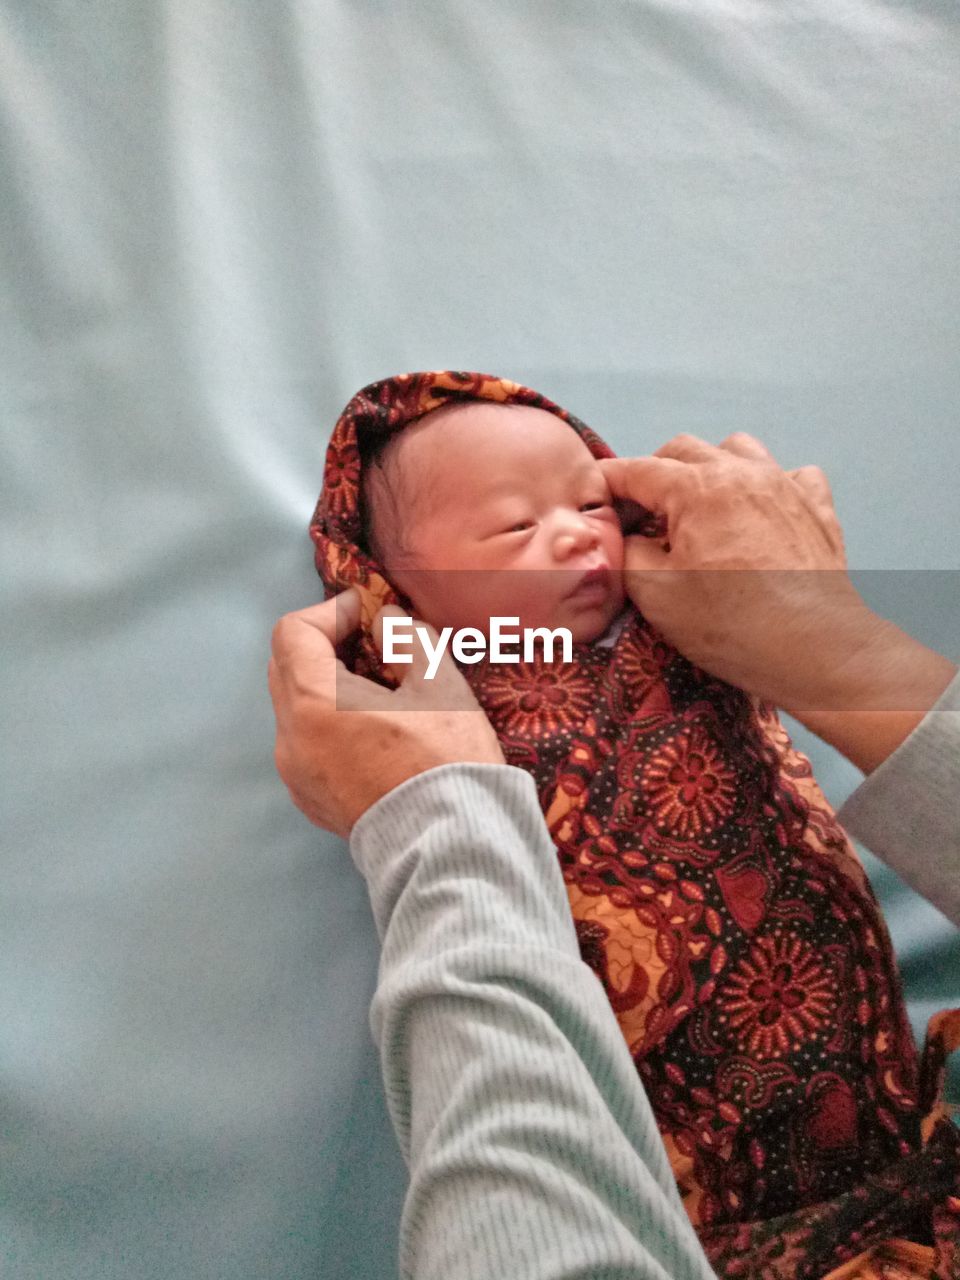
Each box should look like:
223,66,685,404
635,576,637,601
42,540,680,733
1,3,958,1278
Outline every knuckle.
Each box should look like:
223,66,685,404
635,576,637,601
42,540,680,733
798,464,835,500
670,432,702,450
687,463,719,494
270,614,294,657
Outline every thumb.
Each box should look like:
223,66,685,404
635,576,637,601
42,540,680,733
373,606,479,708
372,605,421,686
401,614,467,696
599,455,683,513
621,534,672,620
623,533,671,573
372,606,457,691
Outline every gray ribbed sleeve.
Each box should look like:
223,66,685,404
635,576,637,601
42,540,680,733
347,672,960,1277
350,762,718,1280
837,669,960,927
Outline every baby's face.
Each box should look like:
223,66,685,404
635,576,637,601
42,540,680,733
382,403,626,643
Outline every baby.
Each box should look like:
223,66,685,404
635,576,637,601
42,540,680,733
312,370,959,1280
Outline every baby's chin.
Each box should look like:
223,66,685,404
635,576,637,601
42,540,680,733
552,589,627,644
514,599,626,646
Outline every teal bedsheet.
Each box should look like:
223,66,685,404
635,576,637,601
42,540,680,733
2,3,957,1277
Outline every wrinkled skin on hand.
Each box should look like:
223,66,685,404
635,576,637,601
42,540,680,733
599,432,870,712
268,588,504,837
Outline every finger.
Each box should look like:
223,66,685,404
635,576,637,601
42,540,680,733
599,455,687,513
622,533,671,573
272,616,380,712
717,432,779,464
389,610,462,694
271,596,358,686
421,634,482,703
372,605,417,686
291,587,362,649
788,465,846,556
371,605,441,687
788,464,833,506
373,605,482,708
271,590,362,695
653,433,720,464
328,661,392,711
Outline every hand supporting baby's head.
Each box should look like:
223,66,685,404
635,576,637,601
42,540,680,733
360,400,626,644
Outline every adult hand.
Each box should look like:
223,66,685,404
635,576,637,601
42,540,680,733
600,433,860,706
600,434,956,772
268,588,504,837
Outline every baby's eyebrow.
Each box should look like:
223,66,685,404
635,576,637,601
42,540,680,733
477,462,603,500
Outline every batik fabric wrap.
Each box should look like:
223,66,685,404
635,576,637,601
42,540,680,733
312,370,960,1280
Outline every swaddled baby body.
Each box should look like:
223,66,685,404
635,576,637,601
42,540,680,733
312,370,960,1280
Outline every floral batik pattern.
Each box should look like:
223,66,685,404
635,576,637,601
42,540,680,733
312,370,960,1280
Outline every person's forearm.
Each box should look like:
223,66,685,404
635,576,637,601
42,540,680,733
350,763,718,1280
776,605,957,775
837,667,960,926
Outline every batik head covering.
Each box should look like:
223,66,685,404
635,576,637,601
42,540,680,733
312,370,960,1280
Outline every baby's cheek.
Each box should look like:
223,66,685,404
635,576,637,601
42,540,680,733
465,572,542,632
479,575,535,623
606,527,627,572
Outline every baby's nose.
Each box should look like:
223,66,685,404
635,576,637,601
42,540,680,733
553,513,600,557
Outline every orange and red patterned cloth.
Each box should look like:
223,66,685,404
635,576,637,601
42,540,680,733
312,370,960,1280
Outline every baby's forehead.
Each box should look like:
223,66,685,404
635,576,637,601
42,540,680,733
397,401,596,472
368,401,601,538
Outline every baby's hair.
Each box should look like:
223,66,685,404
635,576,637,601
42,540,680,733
359,399,524,568
359,430,417,568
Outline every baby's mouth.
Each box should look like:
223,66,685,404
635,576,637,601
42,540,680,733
565,566,611,600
